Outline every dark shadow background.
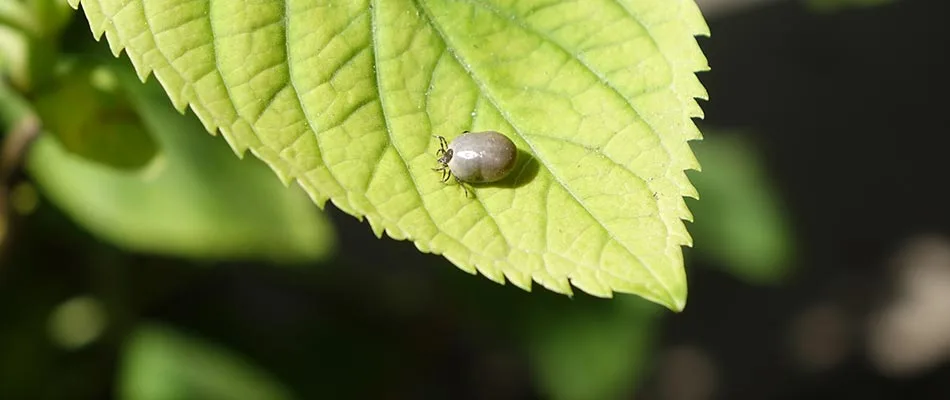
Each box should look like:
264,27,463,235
2,0,950,399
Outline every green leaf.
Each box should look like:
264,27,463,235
0,0,73,91
33,64,158,169
27,63,335,263
70,0,709,310
0,1,37,36
119,324,293,400
0,78,32,128
0,0,73,38
0,24,31,88
526,297,660,400
687,132,795,284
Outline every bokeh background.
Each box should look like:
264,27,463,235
2,0,950,399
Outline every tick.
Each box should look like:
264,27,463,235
433,130,518,196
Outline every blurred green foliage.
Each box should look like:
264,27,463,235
0,0,71,91
688,132,796,284
47,295,107,350
27,63,336,262
32,64,157,169
120,324,293,400
525,298,660,400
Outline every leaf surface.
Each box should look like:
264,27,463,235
70,0,709,309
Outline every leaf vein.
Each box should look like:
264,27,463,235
369,0,441,245
414,0,674,301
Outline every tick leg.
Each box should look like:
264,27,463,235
455,176,472,198
432,167,450,183
432,166,449,182
434,135,448,150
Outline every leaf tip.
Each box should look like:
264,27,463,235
661,278,689,312
669,295,687,313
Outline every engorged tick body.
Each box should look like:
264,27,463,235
433,130,518,195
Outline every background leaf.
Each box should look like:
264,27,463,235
27,63,336,263
0,16,33,90
119,323,293,400
70,0,709,310
687,132,796,284
0,0,72,91
33,64,158,169
525,297,660,400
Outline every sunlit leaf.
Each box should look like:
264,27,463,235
70,0,709,310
